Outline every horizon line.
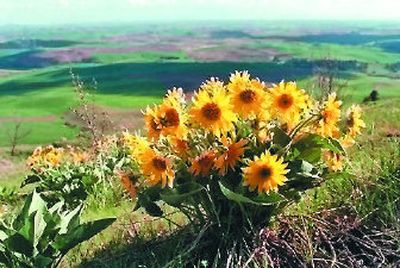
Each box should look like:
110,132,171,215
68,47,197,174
1,18,400,27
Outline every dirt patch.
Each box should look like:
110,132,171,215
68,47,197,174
0,115,57,123
64,105,144,134
38,44,181,63
384,126,400,138
187,46,284,62
0,70,24,78
0,159,14,175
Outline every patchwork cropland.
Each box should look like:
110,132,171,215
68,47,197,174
1,22,400,148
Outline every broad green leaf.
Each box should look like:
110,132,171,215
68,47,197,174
4,233,33,256
32,210,47,250
272,127,291,148
18,212,36,246
160,182,204,206
219,182,285,206
328,138,345,154
21,175,41,188
53,217,115,254
0,231,7,241
300,160,314,174
33,255,53,267
285,160,323,191
48,202,63,214
288,160,320,178
13,192,34,230
27,191,47,216
142,202,163,217
135,186,163,216
294,134,344,155
297,148,322,163
59,205,82,234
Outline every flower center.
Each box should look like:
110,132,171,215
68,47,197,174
346,116,354,128
150,119,162,132
259,166,272,179
201,103,221,121
199,155,214,167
152,157,167,171
322,110,333,123
161,108,180,127
239,89,256,103
278,94,294,109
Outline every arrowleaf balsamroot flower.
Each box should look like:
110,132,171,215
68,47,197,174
188,150,216,177
169,137,190,160
215,138,247,175
117,171,137,199
144,88,188,140
190,79,237,137
346,105,366,137
122,132,150,160
315,93,342,138
243,151,289,193
268,81,308,130
139,147,175,188
323,151,344,172
228,71,268,119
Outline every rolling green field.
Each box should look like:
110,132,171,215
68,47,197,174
0,21,400,147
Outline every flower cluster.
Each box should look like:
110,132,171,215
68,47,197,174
27,145,89,172
122,71,365,197
23,136,125,209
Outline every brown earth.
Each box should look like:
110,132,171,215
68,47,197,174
37,33,291,63
0,159,14,175
0,115,57,123
64,104,144,134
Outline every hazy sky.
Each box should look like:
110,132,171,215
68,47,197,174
1,0,400,25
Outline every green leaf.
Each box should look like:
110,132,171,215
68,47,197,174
32,210,47,250
272,127,291,148
328,138,345,154
142,202,163,217
21,175,41,188
18,212,36,246
0,230,8,241
135,186,163,216
53,217,115,254
4,232,33,256
285,160,322,191
160,182,204,206
219,182,285,206
14,192,48,236
59,205,82,234
297,148,322,163
33,255,54,267
295,134,344,154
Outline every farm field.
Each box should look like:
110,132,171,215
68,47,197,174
1,21,400,147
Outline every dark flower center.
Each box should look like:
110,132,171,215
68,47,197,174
199,155,214,167
259,166,272,179
278,94,294,109
239,89,256,103
150,120,162,132
201,103,221,121
161,108,180,127
152,157,167,171
347,116,354,128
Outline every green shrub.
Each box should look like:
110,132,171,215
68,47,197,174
0,191,115,268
